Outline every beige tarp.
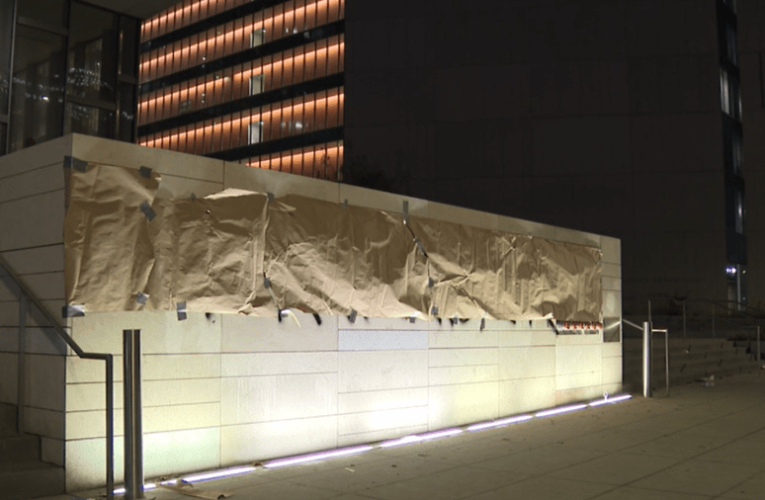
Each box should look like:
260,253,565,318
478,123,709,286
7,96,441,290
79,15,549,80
64,164,602,321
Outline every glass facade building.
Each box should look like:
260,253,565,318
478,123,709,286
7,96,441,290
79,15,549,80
137,0,345,179
0,0,141,155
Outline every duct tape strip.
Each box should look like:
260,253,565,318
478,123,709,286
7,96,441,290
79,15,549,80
190,193,197,201
140,201,157,222
177,302,187,321
137,293,149,306
62,304,85,318
403,200,409,225
263,274,280,313
348,309,358,324
139,166,153,179
430,306,439,317
480,317,486,331
413,237,428,257
428,277,434,289
267,192,275,202
63,156,88,172
342,199,348,209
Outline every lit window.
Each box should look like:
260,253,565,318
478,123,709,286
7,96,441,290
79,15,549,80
250,29,265,48
248,121,262,144
249,74,263,96
735,191,744,234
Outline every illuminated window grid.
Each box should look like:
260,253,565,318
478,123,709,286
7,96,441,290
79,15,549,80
138,39,344,126
247,143,343,178
142,0,250,41
138,90,343,156
140,0,344,83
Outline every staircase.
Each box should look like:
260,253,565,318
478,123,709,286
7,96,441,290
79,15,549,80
0,403,64,500
623,338,760,392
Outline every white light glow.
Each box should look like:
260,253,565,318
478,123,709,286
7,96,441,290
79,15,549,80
467,415,533,431
182,466,257,483
263,446,373,468
380,435,422,448
417,429,463,441
535,404,588,418
589,394,632,407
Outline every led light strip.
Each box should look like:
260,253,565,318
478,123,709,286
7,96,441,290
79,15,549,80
138,93,344,148
141,0,338,70
467,414,533,431
109,394,632,496
139,42,344,113
263,445,374,468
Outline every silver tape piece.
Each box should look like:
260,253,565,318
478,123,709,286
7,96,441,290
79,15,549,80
139,166,153,179
137,293,149,306
267,192,275,202
430,306,439,316
140,201,157,222
63,156,88,173
62,304,85,318
403,200,409,225
176,301,187,321
348,309,358,324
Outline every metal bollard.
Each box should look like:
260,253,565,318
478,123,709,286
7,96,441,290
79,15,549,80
643,321,652,398
123,330,145,500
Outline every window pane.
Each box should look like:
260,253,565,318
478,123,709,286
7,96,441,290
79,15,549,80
68,3,118,102
17,0,66,29
64,103,115,137
0,0,14,116
9,25,66,152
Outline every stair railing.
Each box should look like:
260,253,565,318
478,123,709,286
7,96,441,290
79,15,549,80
0,253,114,500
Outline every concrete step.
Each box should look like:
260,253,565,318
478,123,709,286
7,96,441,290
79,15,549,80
622,338,758,389
0,434,39,463
0,461,65,500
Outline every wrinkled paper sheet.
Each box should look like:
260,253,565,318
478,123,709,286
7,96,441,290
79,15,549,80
65,164,602,321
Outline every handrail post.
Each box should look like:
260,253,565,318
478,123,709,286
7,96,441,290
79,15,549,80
123,330,144,500
17,294,27,433
643,321,652,398
758,326,761,370
665,328,670,397
105,355,114,500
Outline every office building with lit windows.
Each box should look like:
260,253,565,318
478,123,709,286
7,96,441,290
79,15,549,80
136,0,344,178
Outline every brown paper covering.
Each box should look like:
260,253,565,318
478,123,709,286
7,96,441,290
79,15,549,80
64,165,602,321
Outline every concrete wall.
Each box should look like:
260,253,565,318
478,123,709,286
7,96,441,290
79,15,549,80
1,134,621,491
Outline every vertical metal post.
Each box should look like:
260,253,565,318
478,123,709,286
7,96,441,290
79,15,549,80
682,303,686,339
17,295,26,433
105,355,114,500
123,330,144,500
665,329,670,397
643,321,652,398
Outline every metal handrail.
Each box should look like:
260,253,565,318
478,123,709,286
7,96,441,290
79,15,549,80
0,253,114,500
622,320,670,397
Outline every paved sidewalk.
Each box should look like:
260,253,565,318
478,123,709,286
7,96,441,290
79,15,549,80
54,371,765,500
